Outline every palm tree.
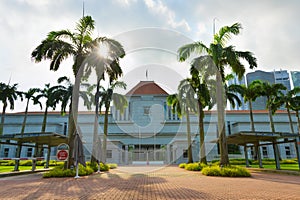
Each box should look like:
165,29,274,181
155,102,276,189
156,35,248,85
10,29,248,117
237,80,264,167
167,79,197,164
82,37,125,164
36,84,65,133
0,82,22,135
14,88,42,171
259,81,286,169
290,96,300,135
178,23,257,166
280,87,300,133
31,16,125,167
187,63,215,164
99,81,127,163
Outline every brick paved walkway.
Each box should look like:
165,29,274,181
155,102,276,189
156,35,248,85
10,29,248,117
0,165,300,199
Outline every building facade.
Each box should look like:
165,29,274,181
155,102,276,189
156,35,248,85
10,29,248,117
0,81,299,164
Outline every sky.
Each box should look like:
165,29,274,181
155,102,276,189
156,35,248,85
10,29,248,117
1,0,300,112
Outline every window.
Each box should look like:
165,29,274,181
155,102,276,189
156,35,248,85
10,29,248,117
106,150,112,159
262,147,268,158
183,149,188,158
285,146,291,158
4,148,9,157
144,106,150,115
27,148,33,157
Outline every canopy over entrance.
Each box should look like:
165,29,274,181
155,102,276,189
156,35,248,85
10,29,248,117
0,132,68,147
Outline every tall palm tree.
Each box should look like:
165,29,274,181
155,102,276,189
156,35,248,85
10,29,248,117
186,63,215,164
167,78,197,163
36,84,65,133
280,87,300,133
31,16,125,167
259,81,286,169
0,82,22,135
82,38,125,164
237,80,264,167
290,96,300,135
99,81,127,163
178,23,257,166
14,88,42,171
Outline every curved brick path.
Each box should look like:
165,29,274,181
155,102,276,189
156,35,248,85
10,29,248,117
0,166,300,199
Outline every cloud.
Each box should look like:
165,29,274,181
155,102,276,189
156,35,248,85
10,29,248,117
115,0,137,7
143,0,190,31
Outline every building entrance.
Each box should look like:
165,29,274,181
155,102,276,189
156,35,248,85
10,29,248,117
129,144,166,164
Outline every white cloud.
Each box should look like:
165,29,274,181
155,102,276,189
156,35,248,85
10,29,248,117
115,0,137,6
143,0,190,31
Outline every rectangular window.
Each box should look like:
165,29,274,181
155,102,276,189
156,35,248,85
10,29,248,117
4,148,9,157
262,147,268,158
183,149,188,158
144,106,150,115
285,146,291,158
106,150,112,159
27,148,33,157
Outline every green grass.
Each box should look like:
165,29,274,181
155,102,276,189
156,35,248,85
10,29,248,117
0,166,46,173
248,164,299,171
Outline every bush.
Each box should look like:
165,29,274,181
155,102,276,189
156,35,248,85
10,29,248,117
228,158,253,165
1,160,15,166
202,165,251,177
20,160,32,166
185,163,207,171
280,159,298,164
178,163,186,168
107,163,118,169
43,164,94,178
86,162,110,172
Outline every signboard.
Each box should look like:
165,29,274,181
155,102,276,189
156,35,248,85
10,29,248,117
57,143,69,161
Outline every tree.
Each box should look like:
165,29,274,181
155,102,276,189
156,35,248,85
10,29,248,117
178,23,257,166
14,88,42,171
99,81,127,163
31,16,125,167
36,84,65,133
167,79,197,164
259,81,286,169
186,61,216,164
82,37,125,164
280,87,300,133
290,96,300,135
0,82,22,135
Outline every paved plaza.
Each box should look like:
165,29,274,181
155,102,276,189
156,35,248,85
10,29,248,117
0,166,300,199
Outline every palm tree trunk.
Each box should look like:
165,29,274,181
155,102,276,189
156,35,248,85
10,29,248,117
186,106,193,164
268,105,281,169
103,106,109,163
268,106,275,133
216,73,229,166
249,101,255,132
91,80,100,163
68,65,84,168
41,106,48,132
0,102,7,135
296,110,300,135
198,102,206,164
15,99,30,171
287,105,295,134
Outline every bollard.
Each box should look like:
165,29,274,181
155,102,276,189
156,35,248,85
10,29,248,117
31,158,37,171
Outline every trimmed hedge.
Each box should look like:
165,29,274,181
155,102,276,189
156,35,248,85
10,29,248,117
185,163,207,171
107,163,118,169
202,165,251,177
178,163,186,168
43,164,94,178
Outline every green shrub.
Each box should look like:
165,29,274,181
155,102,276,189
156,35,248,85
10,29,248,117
1,160,15,166
179,163,186,168
86,162,110,172
228,158,252,165
185,163,207,171
20,160,32,166
280,159,298,164
202,165,251,177
43,164,94,178
107,163,118,169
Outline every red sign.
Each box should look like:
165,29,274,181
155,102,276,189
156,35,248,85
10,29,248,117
57,150,69,161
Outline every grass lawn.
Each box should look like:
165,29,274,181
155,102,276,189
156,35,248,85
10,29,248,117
0,166,46,173
248,164,300,171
